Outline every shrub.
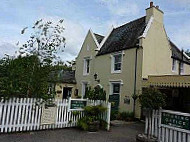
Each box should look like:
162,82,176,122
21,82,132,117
139,88,166,110
77,105,107,131
117,111,134,121
84,87,106,101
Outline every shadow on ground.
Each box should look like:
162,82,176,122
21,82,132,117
0,122,144,142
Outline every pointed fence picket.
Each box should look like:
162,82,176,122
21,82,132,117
0,98,111,133
145,109,190,142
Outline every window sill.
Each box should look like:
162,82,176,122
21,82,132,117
111,70,122,74
83,73,90,76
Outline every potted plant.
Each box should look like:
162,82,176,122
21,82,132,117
77,105,107,132
139,88,166,116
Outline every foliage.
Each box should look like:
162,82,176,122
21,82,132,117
0,55,52,100
77,105,107,131
139,88,166,110
110,110,119,120
19,19,65,65
110,111,134,121
84,86,106,101
117,111,134,121
0,19,68,102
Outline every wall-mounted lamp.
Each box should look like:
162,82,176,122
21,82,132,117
94,73,100,83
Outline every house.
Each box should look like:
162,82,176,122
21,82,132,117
75,2,190,118
49,70,77,100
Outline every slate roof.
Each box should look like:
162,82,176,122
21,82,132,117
49,70,76,84
94,33,104,44
97,16,146,56
170,41,190,65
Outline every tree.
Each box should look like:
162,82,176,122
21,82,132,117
19,19,65,65
0,19,66,102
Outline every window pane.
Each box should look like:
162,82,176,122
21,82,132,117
172,59,176,71
114,54,121,63
113,84,120,94
114,63,121,71
86,59,90,73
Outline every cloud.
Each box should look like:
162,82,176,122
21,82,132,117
168,21,190,50
99,0,140,17
0,43,19,58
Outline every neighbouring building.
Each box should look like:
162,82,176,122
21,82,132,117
75,2,190,118
49,70,77,100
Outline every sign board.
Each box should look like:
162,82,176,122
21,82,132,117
41,106,57,125
68,98,87,111
161,112,190,130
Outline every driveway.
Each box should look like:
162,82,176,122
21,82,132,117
0,122,144,142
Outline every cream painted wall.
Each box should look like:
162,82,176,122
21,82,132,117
55,83,76,99
75,30,98,97
141,16,190,79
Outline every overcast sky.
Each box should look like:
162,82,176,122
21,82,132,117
0,0,190,61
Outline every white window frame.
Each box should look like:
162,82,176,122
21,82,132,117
83,57,90,76
172,59,177,72
109,81,122,96
111,52,123,74
87,44,90,51
180,62,184,74
81,82,88,98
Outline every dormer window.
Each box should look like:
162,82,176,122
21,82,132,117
83,57,90,75
111,52,123,73
172,59,177,72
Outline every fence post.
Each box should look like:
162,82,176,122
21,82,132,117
107,102,111,131
158,109,162,141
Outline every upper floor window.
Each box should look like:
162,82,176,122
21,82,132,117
172,59,177,72
87,45,90,51
111,52,122,73
83,58,90,75
180,62,184,74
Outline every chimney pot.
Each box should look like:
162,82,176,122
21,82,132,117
156,5,159,9
150,1,154,7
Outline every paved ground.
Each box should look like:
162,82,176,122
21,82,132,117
0,122,144,142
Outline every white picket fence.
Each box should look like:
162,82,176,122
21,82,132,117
0,98,111,133
145,109,190,142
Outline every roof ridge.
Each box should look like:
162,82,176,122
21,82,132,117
115,16,146,30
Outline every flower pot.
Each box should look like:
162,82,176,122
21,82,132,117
88,121,100,132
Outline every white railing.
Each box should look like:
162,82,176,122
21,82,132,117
0,98,111,133
145,109,190,142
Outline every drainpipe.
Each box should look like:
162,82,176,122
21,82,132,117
133,45,139,115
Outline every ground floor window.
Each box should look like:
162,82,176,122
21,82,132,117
111,83,121,96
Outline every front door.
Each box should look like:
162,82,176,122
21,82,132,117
63,87,72,99
109,83,121,111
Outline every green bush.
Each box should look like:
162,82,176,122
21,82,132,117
77,105,107,131
110,110,119,120
84,86,106,101
117,111,134,121
139,88,166,110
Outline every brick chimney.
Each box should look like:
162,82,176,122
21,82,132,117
146,2,164,24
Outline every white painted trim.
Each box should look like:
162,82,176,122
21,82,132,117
109,81,123,96
139,16,154,39
96,25,114,51
183,52,190,60
109,79,123,85
90,29,100,48
110,51,123,74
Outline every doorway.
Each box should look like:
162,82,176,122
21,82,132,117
62,87,72,99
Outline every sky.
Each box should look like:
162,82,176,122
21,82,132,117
0,0,190,61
